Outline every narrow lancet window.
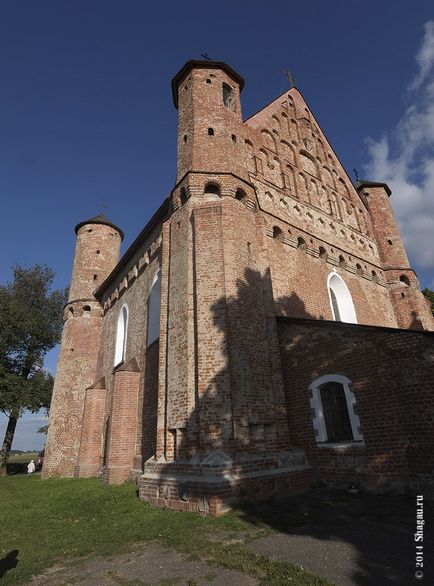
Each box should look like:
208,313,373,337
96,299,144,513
222,83,235,111
147,270,161,347
114,304,128,366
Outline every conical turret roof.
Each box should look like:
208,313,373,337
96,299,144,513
74,214,124,240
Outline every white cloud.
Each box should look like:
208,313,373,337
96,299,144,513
409,21,434,91
365,20,434,277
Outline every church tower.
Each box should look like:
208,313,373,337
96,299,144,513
43,215,123,477
140,61,311,514
172,60,255,206
356,181,433,330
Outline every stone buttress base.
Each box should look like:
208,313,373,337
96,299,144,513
138,449,312,515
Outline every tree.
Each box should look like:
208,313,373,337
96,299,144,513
422,288,434,316
0,265,67,475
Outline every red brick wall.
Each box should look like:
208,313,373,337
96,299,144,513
76,387,106,477
278,317,434,493
104,361,140,484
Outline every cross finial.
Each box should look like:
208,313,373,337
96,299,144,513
353,168,360,181
284,69,296,88
100,203,108,215
201,53,212,61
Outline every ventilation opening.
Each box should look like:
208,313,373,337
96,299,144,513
297,237,307,250
339,255,346,269
183,134,187,143
93,274,98,281
272,226,284,241
319,246,327,260
235,188,247,202
387,239,393,245
204,182,221,199
372,271,379,283
96,250,100,255
180,187,188,205
206,78,212,84
400,275,410,286
356,264,363,276
208,128,214,136
231,134,237,143
83,305,91,313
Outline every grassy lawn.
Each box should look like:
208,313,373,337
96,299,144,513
0,474,333,586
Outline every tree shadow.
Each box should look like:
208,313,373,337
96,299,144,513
147,263,434,585
0,550,19,579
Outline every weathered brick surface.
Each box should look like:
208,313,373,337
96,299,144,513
278,318,434,493
46,60,434,512
104,359,140,484
43,222,122,478
75,386,106,478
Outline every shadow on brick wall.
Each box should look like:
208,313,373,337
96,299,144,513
148,265,434,585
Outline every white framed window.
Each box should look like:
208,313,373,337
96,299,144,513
309,374,364,446
327,272,357,324
114,304,128,366
147,269,161,347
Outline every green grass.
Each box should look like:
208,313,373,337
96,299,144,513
0,475,333,586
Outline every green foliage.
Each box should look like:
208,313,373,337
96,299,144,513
0,265,67,471
0,264,67,413
422,288,434,316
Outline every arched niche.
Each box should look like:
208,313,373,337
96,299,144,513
327,272,357,324
300,151,318,178
261,129,277,152
204,182,221,200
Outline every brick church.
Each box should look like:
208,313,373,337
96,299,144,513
43,60,434,514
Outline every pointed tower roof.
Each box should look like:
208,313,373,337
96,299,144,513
75,214,124,240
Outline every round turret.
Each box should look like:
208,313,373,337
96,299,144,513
69,214,123,302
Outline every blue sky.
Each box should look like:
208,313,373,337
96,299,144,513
1,1,434,450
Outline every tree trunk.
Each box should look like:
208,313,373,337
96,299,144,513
0,406,20,476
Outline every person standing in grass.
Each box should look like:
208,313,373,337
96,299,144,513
27,459,36,477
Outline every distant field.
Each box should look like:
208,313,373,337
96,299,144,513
8,452,39,464
6,452,40,475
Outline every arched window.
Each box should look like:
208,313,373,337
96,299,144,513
147,270,161,347
222,83,235,111
309,374,364,444
327,272,357,324
114,304,128,366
